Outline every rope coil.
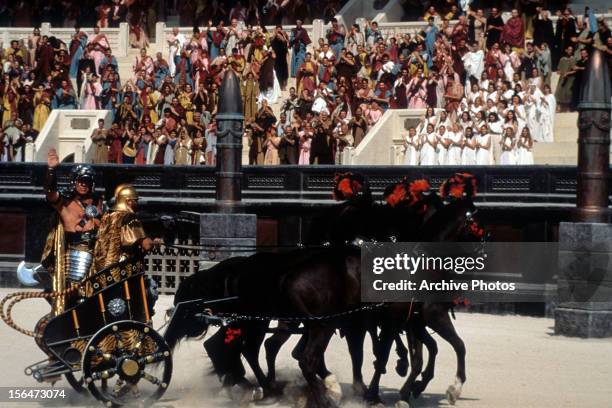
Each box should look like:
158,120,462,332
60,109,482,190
0,286,80,338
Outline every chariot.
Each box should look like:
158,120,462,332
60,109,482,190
13,258,171,407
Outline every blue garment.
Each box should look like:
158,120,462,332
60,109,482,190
422,50,432,69
69,35,87,78
207,31,225,60
173,56,193,86
588,10,597,33
327,29,345,59
101,81,115,110
424,25,438,58
155,64,170,89
99,56,118,74
373,89,391,110
135,78,146,90
164,139,176,165
52,88,77,109
366,27,383,44
290,30,307,78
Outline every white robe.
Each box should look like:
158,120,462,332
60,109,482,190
258,71,282,106
461,136,477,165
446,131,463,165
462,50,485,80
403,134,420,165
525,98,542,142
436,131,449,165
420,133,437,165
539,94,556,142
499,135,517,165
517,136,534,164
168,33,186,77
476,133,493,165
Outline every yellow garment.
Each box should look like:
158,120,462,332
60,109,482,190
178,92,194,124
147,93,159,123
33,93,50,132
241,79,258,120
2,93,18,126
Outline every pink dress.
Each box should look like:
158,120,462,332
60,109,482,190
368,109,383,124
298,132,311,164
82,82,101,109
87,33,110,74
407,77,427,109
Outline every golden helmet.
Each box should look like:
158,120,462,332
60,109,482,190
112,184,139,212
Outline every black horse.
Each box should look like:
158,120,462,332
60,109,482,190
165,173,483,407
165,245,364,407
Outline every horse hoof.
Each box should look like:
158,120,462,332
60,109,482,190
411,380,426,398
446,384,461,405
323,374,342,405
296,394,307,408
395,401,411,408
352,381,367,397
252,386,264,401
395,358,409,377
365,391,384,408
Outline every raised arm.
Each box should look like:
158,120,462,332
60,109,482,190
45,148,61,206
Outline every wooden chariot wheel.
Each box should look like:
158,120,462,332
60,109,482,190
81,320,172,407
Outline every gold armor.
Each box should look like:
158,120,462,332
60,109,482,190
93,185,148,272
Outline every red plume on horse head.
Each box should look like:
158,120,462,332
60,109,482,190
384,177,431,208
332,172,370,201
440,173,478,200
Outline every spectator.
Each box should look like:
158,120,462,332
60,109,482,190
91,118,108,163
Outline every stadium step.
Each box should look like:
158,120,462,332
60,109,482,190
553,113,578,143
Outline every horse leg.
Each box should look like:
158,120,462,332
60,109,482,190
203,327,246,384
428,311,466,405
264,321,297,387
365,321,399,405
344,324,367,396
292,331,308,361
298,324,337,408
394,332,409,377
241,324,274,400
412,324,438,398
398,323,423,405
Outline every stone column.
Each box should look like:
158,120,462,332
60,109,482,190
200,70,256,267
555,49,611,338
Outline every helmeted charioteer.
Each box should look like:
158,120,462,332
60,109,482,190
40,148,104,314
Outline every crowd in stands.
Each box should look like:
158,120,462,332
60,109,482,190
0,1,610,166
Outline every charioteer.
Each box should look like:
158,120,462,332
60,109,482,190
93,183,163,270
40,148,104,313
93,183,163,313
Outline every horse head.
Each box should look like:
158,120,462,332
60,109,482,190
421,173,484,242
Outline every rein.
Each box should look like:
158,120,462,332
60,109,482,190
198,302,388,326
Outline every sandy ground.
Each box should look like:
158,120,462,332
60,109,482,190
0,288,611,408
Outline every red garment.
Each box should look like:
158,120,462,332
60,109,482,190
36,44,55,77
164,117,177,133
500,17,524,48
107,130,123,163
135,142,146,164
485,51,500,80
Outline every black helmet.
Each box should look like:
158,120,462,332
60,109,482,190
69,164,96,194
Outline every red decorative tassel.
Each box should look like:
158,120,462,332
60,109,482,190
224,328,242,344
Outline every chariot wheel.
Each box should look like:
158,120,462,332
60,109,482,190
81,321,172,407
65,373,86,394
